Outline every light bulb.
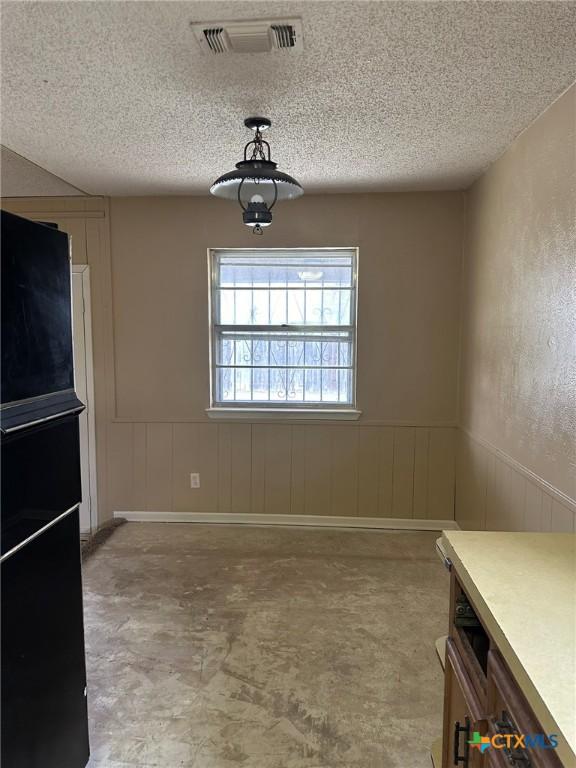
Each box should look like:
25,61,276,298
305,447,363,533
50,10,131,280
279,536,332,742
250,194,265,204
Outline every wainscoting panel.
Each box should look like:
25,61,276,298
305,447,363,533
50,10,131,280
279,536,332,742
107,422,133,512
132,423,147,511
107,423,457,521
173,423,219,512
146,423,173,512
391,427,416,518
377,427,394,517
428,428,457,520
456,430,575,532
252,424,293,516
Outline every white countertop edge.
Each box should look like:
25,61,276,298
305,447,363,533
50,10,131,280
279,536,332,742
441,532,576,767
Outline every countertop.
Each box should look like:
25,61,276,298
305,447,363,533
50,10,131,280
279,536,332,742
441,531,576,767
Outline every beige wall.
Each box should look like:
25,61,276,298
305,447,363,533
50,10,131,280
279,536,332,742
110,193,462,424
456,83,576,532
1,191,463,525
106,192,463,522
0,192,463,523
4,86,574,532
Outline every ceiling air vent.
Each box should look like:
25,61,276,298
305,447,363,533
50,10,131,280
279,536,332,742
271,24,297,49
203,28,227,55
191,18,303,55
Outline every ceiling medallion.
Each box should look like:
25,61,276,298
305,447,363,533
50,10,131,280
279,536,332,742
210,117,304,234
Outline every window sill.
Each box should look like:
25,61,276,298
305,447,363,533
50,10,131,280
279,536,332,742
205,407,362,421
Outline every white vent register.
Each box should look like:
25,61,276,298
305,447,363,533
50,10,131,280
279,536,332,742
191,18,303,54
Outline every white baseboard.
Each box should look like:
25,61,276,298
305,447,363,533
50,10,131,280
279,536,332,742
113,511,459,531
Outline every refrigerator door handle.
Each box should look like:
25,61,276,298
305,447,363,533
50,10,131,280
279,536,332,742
0,504,80,563
1,406,85,434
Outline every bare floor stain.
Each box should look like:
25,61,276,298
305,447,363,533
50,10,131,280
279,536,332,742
83,523,448,767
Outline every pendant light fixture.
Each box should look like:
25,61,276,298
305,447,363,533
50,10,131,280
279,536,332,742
210,117,303,234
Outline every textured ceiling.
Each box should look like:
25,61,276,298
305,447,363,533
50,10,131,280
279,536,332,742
2,0,576,195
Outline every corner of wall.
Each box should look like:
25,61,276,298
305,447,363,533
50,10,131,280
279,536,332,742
454,84,576,533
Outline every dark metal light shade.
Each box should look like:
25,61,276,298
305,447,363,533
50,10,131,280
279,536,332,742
210,117,303,234
210,160,303,201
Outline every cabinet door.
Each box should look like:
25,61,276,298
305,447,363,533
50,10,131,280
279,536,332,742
443,640,486,768
484,746,511,768
487,650,562,768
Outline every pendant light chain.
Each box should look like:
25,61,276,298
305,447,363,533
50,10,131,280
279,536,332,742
243,127,271,163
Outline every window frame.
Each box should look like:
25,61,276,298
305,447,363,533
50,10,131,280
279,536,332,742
207,247,360,419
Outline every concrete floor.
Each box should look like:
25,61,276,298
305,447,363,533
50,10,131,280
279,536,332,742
83,523,449,768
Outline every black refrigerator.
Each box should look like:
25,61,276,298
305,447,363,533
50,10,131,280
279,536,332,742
1,210,90,768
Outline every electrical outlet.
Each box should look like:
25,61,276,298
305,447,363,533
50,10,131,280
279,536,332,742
190,473,200,489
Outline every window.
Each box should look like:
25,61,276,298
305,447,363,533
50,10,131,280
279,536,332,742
208,248,359,417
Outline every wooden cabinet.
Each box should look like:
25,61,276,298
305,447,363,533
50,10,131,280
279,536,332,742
443,639,486,768
440,571,563,768
484,747,509,768
486,650,562,768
